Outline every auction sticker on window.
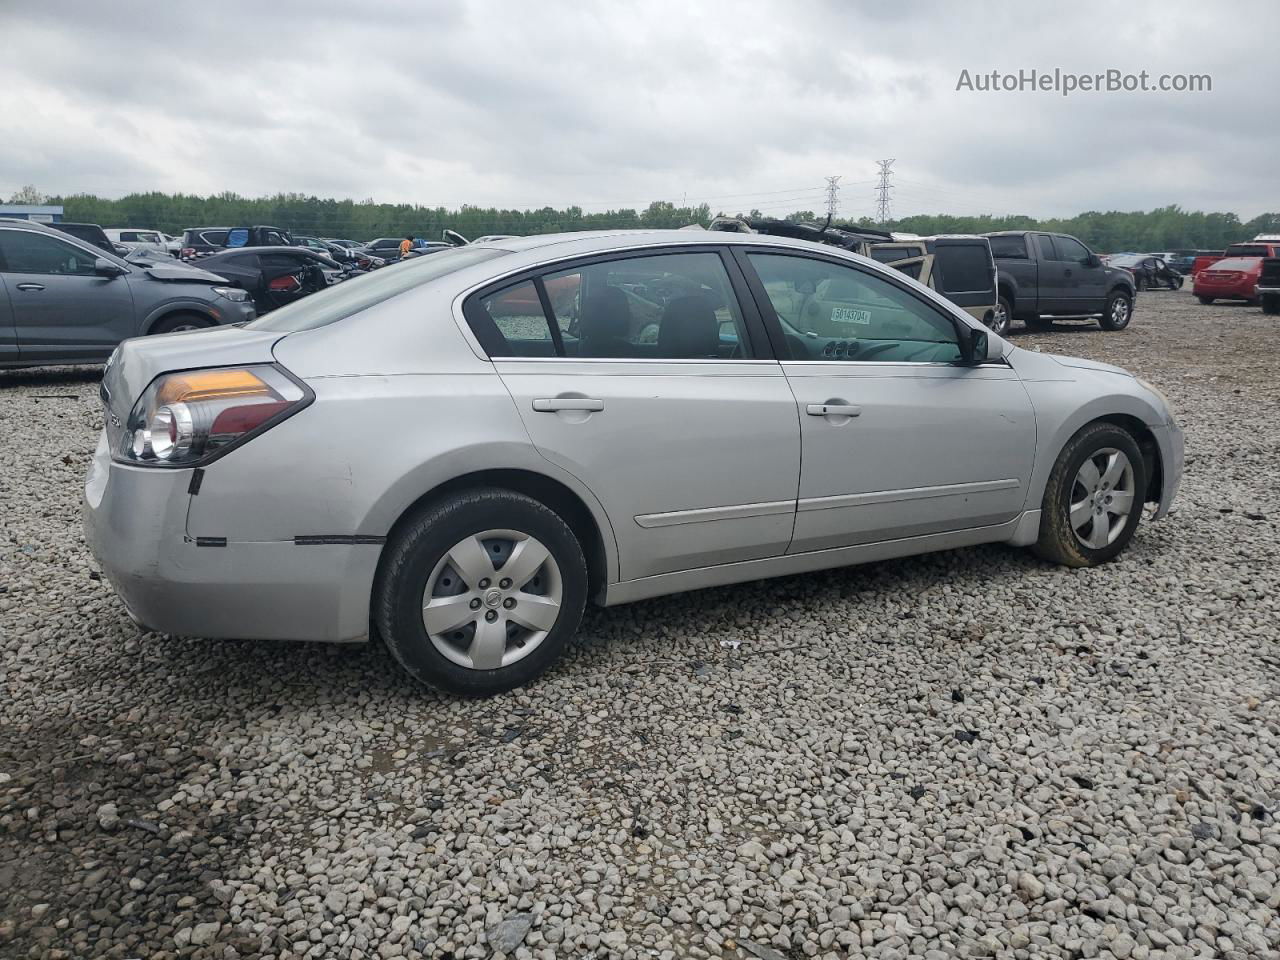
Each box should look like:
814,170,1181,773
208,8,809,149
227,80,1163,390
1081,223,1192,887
831,306,872,325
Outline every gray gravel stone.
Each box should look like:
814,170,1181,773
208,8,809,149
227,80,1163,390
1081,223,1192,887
2,294,1279,958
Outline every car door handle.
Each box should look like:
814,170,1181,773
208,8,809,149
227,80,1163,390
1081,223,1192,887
806,403,861,417
15,283,45,291
532,397,605,413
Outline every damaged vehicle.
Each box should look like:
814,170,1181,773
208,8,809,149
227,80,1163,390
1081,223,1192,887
0,218,256,368
85,230,1181,695
709,217,1000,332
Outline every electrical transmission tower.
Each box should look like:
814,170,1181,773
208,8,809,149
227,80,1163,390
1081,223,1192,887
824,176,841,220
874,159,895,224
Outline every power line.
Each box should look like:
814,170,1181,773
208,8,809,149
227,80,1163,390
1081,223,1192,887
875,159,895,224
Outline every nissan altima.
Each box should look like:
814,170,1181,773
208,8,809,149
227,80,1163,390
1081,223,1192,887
85,231,1183,694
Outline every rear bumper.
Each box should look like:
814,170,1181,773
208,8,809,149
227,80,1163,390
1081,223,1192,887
83,431,377,642
1152,420,1183,520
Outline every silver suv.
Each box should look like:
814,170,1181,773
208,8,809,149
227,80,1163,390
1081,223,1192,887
0,219,256,368
85,231,1182,694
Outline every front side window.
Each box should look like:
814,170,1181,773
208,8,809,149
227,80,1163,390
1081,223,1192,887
747,252,961,363
0,230,99,276
1035,235,1058,260
1054,236,1090,263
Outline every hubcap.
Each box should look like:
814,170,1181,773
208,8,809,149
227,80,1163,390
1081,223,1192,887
1111,298,1129,326
1069,448,1135,549
421,529,562,670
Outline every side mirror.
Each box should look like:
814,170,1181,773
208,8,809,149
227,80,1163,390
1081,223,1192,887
94,258,126,278
961,326,989,364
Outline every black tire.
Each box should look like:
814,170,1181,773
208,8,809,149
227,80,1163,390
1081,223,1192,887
1025,315,1052,331
374,487,588,695
1263,294,1280,315
150,313,213,335
1099,290,1132,331
1197,295,1214,305
989,296,1013,336
1033,422,1147,568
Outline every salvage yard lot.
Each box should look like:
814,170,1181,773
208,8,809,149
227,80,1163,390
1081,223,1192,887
1,291,1278,959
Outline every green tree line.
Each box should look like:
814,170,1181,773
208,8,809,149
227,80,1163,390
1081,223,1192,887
25,188,1280,253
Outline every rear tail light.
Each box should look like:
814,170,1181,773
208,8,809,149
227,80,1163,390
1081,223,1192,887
115,365,311,467
268,275,302,292
180,247,196,259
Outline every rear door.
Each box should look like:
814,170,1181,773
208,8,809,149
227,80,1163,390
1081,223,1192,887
0,227,136,362
930,238,997,323
0,275,17,364
1032,234,1070,312
471,247,803,582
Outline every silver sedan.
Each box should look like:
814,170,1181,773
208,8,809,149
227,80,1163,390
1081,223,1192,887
85,231,1183,694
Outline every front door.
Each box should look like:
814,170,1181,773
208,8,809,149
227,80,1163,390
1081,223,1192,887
1053,234,1110,310
737,249,1036,553
469,248,802,582
0,227,136,362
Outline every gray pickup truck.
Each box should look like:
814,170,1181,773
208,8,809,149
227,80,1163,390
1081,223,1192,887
987,231,1136,332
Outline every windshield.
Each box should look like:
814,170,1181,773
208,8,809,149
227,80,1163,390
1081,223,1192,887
246,247,507,332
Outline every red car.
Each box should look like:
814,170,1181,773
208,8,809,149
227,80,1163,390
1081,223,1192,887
1191,241,1280,278
1193,257,1262,305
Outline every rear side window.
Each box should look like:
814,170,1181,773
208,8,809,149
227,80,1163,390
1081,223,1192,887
465,251,753,361
868,245,922,264
247,247,505,332
198,230,228,246
988,235,1028,259
936,244,993,294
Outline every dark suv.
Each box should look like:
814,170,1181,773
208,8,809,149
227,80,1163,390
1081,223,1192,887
180,225,294,262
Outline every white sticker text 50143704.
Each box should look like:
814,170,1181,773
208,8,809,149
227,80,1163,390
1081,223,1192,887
830,306,872,325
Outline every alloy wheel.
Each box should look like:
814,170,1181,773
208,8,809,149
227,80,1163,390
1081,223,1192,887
1069,448,1135,549
421,529,563,670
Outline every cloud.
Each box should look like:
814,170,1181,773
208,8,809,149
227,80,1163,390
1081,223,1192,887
1,0,1276,218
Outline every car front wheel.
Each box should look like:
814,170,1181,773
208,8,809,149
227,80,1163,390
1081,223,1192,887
1263,294,1280,315
1033,422,1147,568
1099,290,1132,331
375,488,588,695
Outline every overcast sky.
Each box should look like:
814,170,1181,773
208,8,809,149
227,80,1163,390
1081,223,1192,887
1,0,1276,220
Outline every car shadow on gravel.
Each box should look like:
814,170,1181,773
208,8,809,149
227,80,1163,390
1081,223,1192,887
0,365,103,388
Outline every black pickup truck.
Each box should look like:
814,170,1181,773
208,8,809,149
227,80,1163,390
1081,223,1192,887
1258,258,1280,315
986,231,1137,332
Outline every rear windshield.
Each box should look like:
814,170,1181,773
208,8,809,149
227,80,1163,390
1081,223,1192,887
246,247,507,332
987,235,1028,259
1208,258,1257,271
936,244,993,294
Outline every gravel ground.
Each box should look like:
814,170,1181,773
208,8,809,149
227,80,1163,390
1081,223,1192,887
1,289,1278,960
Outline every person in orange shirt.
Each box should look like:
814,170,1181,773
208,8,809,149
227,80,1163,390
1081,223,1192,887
398,236,413,259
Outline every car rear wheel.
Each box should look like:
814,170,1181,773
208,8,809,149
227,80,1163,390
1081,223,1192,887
374,488,588,695
150,313,212,334
1099,291,1132,331
1197,295,1215,305
1033,422,1146,568
1025,315,1052,331
1263,294,1280,315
